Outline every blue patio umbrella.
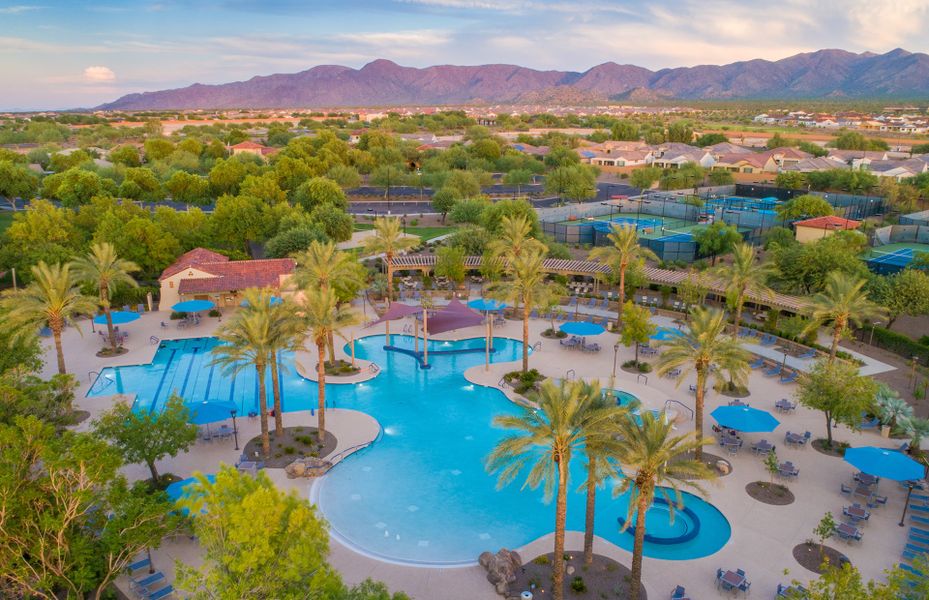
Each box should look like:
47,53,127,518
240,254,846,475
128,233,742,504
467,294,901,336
711,405,780,433
845,446,926,526
560,320,606,336
844,446,923,481
166,474,216,515
93,310,140,325
240,296,283,307
184,400,238,425
172,299,215,313
467,298,508,312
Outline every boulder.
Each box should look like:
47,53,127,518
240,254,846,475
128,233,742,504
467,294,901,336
285,457,333,478
479,548,522,596
285,460,306,478
716,460,731,475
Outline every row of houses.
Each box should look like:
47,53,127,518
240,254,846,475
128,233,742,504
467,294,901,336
753,110,929,133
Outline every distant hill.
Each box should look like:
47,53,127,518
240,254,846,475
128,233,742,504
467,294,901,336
97,49,929,110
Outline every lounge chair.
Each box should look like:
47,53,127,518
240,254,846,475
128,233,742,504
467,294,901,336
780,371,798,384
529,309,539,319
911,526,929,538
146,585,174,600
764,364,782,377
860,415,880,430
797,349,816,359
900,563,924,577
587,297,597,308
760,334,777,346
127,557,151,573
908,532,929,546
568,296,577,307
670,585,687,600
911,515,929,527
130,571,164,592
598,299,609,310
749,357,765,369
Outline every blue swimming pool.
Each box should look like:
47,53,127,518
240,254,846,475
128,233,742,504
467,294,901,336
88,335,730,565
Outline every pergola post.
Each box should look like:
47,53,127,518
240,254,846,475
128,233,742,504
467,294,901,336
423,308,429,367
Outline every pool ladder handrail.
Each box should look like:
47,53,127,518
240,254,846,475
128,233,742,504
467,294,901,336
88,370,99,383
665,399,694,421
327,439,376,470
498,377,509,389
637,373,648,385
531,341,542,352
565,369,576,380
368,362,380,373
149,335,160,345
402,324,413,334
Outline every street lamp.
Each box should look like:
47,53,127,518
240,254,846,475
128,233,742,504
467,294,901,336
230,409,239,451
868,321,882,346
401,215,407,235
612,343,620,379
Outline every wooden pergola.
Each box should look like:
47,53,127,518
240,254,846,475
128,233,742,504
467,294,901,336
388,254,809,313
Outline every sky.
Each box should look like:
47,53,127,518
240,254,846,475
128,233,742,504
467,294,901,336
2,0,929,110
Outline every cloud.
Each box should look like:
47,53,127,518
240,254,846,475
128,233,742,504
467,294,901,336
0,5,42,14
84,65,116,82
333,30,449,47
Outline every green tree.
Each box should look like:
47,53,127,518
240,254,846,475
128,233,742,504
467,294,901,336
873,269,929,327
806,271,884,361
694,133,728,147
620,301,656,367
588,224,658,328
45,168,114,207
449,197,489,224
545,165,596,203
693,222,741,265
70,242,140,352
813,512,836,560
503,168,533,196
208,158,249,196
212,306,275,457
166,170,210,205
143,138,175,161
712,242,775,331
93,394,197,484
363,217,418,305
0,160,39,210
442,169,481,198
611,120,640,141
481,198,541,236
775,171,807,189
834,131,888,151
655,307,750,460
796,359,878,447
776,194,834,222
1,262,96,375
211,194,274,254
430,188,456,223
325,164,362,189
434,245,466,288
770,232,869,294
489,249,560,372
666,121,694,143
707,170,734,186
174,467,346,600
239,172,287,205
486,380,623,600
612,411,714,600
294,176,348,211
0,415,179,600
629,166,662,190
310,203,353,242
108,144,141,167
302,287,358,442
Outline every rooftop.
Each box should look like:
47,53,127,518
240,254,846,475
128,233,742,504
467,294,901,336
793,215,861,230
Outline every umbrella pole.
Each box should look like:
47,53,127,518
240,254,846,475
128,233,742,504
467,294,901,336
485,318,490,371
351,334,355,368
386,320,390,346
900,483,914,527
423,308,429,367
414,318,419,353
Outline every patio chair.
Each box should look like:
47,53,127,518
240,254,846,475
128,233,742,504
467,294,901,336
587,297,597,308
130,571,164,593
127,557,151,573
836,525,862,543
598,299,609,310
860,414,880,429
749,357,765,369
760,334,777,346
530,310,539,319
738,580,751,593
137,303,145,312
797,349,816,359
568,296,578,307
780,371,798,384
840,483,853,496
868,495,888,508
670,585,687,600
764,364,782,377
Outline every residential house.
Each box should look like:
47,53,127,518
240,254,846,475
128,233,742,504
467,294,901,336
828,149,890,170
229,141,275,158
158,248,295,311
588,150,652,167
866,158,928,181
792,215,861,244
780,156,849,173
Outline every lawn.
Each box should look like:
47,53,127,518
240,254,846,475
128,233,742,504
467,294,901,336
352,222,455,242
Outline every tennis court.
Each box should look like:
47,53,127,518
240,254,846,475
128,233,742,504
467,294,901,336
704,195,781,215
864,243,929,275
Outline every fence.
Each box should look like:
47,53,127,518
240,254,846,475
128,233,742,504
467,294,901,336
900,209,929,226
734,184,886,219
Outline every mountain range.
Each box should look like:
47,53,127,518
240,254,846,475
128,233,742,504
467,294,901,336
97,48,929,110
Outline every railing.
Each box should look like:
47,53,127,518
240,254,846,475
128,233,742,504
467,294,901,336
368,362,380,373
402,324,413,334
498,377,509,389
565,369,576,380
531,341,542,352
327,439,377,470
149,335,160,345
665,399,694,421
88,370,99,383
637,374,648,385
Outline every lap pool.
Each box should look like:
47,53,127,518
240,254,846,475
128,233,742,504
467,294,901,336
88,334,730,565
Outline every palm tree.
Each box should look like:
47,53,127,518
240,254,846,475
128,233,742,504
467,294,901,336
486,380,624,600
807,271,885,361
294,240,365,363
212,307,274,457
655,307,750,460
1,261,97,375
488,215,546,260
576,380,631,565
363,217,418,305
612,411,715,600
238,288,304,437
490,249,561,372
70,242,140,353
302,286,358,442
588,224,658,329
712,242,775,332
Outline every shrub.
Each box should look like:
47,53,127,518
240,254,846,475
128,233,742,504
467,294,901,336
169,311,184,320
570,576,587,593
872,326,929,365
208,309,221,317
533,555,550,565
284,446,296,455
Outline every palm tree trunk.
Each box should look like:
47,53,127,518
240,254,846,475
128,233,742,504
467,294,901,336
829,323,841,362
825,411,833,446
269,352,283,436
694,368,706,462
327,330,336,366
316,339,327,442
583,457,597,565
629,488,650,600
733,296,743,333
52,325,66,375
522,303,530,373
552,459,568,600
617,264,626,329
104,306,118,351
385,252,394,306
257,363,270,457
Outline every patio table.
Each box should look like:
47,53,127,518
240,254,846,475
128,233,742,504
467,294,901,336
719,570,745,591
775,399,795,413
844,504,870,522
751,440,773,454
215,425,233,439
855,473,879,487
852,484,873,500
836,522,862,542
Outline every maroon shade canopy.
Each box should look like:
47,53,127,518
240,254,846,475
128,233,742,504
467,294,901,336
365,302,421,328
426,299,484,335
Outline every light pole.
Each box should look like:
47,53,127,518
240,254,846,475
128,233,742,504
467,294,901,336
612,343,620,379
868,321,881,346
401,216,407,235
900,480,916,527
230,409,239,451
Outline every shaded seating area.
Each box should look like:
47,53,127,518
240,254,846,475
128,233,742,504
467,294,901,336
835,522,863,543
784,431,811,447
670,584,690,600
127,554,175,600
776,583,808,598
751,439,774,455
774,399,796,413
777,461,799,479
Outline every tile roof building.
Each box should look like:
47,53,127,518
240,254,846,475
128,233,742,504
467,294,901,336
793,216,861,244
158,248,295,311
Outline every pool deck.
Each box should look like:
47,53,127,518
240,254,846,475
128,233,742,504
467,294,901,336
57,305,917,600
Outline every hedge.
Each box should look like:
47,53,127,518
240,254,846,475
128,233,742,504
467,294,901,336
871,326,929,365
